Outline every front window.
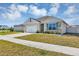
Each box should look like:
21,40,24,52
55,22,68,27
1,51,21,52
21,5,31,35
47,23,57,30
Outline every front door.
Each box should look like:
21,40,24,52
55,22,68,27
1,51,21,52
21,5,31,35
40,24,44,32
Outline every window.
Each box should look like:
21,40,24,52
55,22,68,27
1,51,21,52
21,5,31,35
47,23,57,30
56,22,61,27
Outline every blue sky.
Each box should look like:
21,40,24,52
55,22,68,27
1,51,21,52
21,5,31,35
0,3,79,27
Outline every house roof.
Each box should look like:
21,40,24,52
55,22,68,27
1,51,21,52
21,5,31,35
70,25,79,27
24,18,40,24
60,20,69,26
37,16,69,25
14,24,24,27
37,16,57,21
30,18,41,22
24,16,69,25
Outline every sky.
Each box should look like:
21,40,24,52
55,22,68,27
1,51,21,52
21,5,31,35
0,3,79,27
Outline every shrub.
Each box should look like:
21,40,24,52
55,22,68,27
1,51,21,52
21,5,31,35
10,27,14,32
44,31,62,34
36,30,40,33
44,31,49,33
44,31,55,34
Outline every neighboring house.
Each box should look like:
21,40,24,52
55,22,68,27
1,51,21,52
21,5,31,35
24,16,69,33
0,25,9,29
67,25,79,33
14,24,24,32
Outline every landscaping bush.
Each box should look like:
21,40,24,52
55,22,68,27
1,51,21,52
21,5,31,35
36,31,40,33
44,31,49,33
44,31,62,34
44,31,57,34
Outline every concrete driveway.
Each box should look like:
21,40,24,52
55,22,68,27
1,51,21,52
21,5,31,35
2,33,34,37
0,33,79,56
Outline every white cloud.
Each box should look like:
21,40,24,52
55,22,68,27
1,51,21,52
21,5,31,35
63,6,77,16
1,13,7,19
9,4,28,13
63,17,79,25
2,11,21,20
1,4,22,20
63,5,79,25
0,7,6,10
1,4,48,20
9,4,17,11
1,4,29,20
17,5,28,12
7,11,21,20
29,5,47,17
48,3,60,15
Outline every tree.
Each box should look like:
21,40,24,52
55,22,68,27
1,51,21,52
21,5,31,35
10,27,14,32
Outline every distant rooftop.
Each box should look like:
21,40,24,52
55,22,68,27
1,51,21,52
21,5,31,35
14,24,24,27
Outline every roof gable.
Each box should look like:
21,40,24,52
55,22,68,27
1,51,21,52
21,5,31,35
24,16,69,26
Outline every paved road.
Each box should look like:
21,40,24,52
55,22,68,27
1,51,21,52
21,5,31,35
0,33,79,56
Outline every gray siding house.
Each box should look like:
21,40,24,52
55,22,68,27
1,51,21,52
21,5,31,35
23,16,69,33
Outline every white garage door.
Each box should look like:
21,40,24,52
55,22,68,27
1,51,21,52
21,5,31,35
26,25,38,33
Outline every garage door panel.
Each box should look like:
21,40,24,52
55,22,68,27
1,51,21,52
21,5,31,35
26,25,38,33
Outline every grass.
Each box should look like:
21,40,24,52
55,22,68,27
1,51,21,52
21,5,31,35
0,40,67,56
0,30,10,32
0,30,21,35
17,33,79,48
0,32,21,35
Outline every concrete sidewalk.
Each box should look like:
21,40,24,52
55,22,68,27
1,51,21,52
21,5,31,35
0,33,79,56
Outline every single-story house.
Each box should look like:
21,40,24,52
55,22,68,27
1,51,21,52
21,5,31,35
24,16,69,33
14,16,79,33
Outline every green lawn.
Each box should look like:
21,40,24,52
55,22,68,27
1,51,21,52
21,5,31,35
0,40,67,56
17,33,79,48
0,31,21,35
